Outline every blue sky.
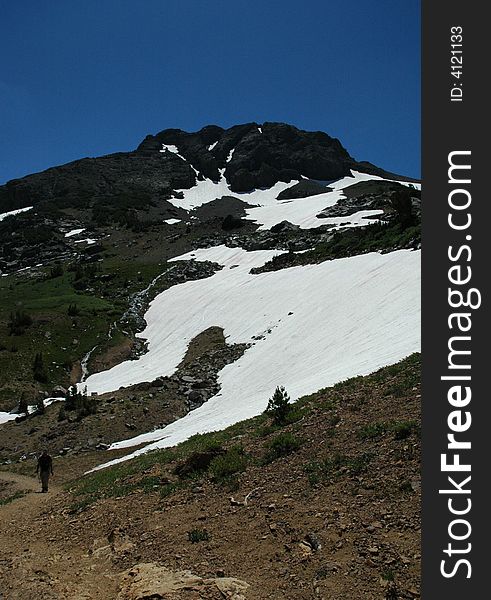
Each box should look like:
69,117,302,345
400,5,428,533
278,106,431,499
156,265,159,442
0,0,420,184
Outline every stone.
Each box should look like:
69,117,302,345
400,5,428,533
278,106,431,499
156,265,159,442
118,563,249,600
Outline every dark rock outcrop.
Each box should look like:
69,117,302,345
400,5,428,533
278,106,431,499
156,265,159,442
192,196,254,221
0,122,418,215
0,151,196,214
276,179,332,200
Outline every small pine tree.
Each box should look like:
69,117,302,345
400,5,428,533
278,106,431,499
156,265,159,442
18,392,29,415
65,386,97,419
265,386,292,425
8,310,33,336
391,189,414,228
33,353,48,383
36,396,45,414
67,303,80,316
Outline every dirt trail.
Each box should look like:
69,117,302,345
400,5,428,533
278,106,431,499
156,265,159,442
0,470,60,525
0,469,119,600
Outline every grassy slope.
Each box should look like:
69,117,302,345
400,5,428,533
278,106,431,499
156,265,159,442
0,251,166,409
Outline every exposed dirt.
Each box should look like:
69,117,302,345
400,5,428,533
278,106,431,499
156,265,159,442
0,357,421,599
88,336,134,375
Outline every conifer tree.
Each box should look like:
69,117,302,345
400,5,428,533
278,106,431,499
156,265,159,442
265,386,291,425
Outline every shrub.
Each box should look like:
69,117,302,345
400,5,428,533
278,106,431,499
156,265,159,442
209,446,249,481
174,446,224,479
187,529,210,543
264,432,301,463
358,422,389,439
8,310,33,336
36,396,45,414
67,303,80,316
49,264,64,278
392,420,418,440
58,405,67,421
304,452,372,485
358,420,418,441
265,386,292,425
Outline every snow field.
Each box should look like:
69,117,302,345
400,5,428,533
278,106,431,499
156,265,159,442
84,245,421,470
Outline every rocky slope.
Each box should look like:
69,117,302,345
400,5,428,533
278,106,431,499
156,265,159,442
0,355,421,600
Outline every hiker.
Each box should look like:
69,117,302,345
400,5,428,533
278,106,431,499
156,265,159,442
36,450,54,493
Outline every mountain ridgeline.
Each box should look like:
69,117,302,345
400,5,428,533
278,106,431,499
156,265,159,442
0,122,415,214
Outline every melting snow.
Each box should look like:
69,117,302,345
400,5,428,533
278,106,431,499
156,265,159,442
164,218,181,225
64,228,85,238
166,169,419,230
246,171,419,231
84,245,421,470
74,238,96,245
160,144,199,176
0,206,33,222
0,397,65,426
226,148,235,163
161,144,179,155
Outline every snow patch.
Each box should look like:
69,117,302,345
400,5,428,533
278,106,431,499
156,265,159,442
166,169,418,230
164,218,181,225
0,206,33,222
208,141,218,152
74,238,96,245
0,397,65,426
160,144,179,154
64,228,85,238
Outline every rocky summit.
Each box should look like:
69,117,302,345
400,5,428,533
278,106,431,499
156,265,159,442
0,122,414,213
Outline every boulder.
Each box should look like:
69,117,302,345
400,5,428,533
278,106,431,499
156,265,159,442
118,563,249,600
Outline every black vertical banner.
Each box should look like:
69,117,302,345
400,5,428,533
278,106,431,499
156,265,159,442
422,2,489,598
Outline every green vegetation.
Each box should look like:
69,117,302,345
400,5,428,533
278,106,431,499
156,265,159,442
48,265,64,279
67,303,80,317
0,490,26,506
304,452,373,486
208,446,249,481
7,310,33,336
265,385,292,425
0,269,116,404
263,432,302,463
33,353,48,383
65,387,98,419
0,251,171,407
358,420,419,441
18,392,29,415
187,529,210,543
